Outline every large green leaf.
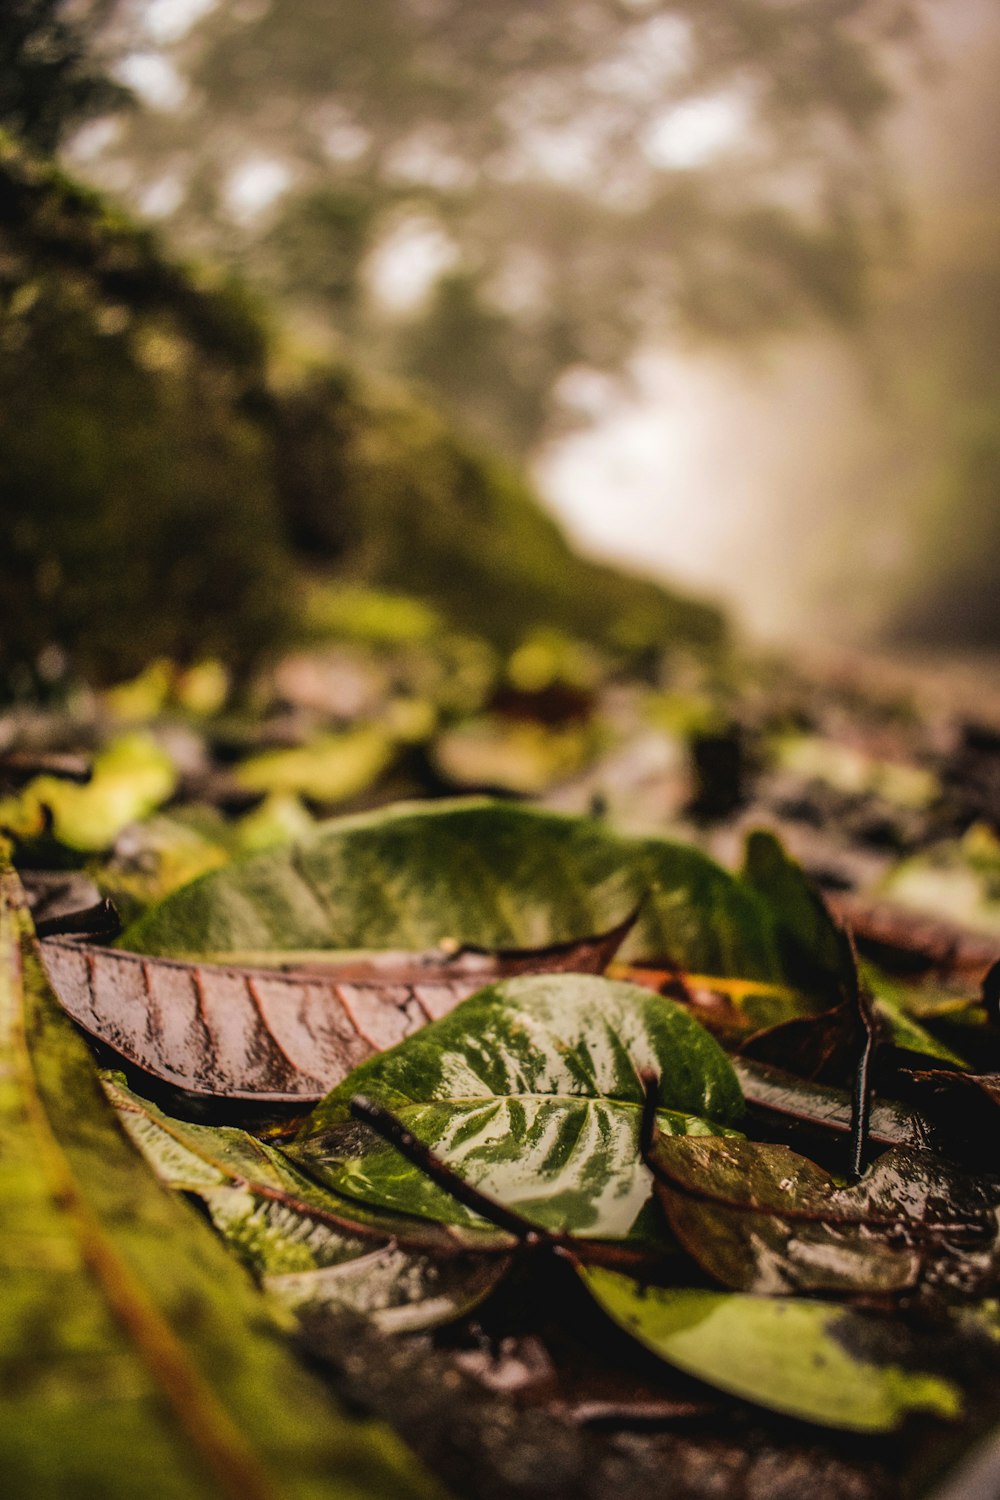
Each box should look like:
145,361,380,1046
121,799,790,980
0,864,444,1499
106,1077,509,1330
579,1268,963,1433
291,973,743,1240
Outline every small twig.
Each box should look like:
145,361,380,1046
349,1095,549,1245
639,1068,660,1163
36,898,121,943
846,931,879,1180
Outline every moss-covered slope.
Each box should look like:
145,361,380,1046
0,136,724,691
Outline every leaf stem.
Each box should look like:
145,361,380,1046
349,1095,548,1244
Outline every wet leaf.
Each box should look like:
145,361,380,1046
105,1077,509,1329
291,974,743,1240
265,1250,506,1336
647,1134,1000,1300
578,1268,963,1432
0,864,443,1499
732,1056,931,1150
121,799,794,982
43,920,629,1101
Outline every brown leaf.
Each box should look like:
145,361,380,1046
646,1133,1000,1303
827,890,1000,980
41,920,631,1102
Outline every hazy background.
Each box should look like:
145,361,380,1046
59,0,994,650
5,0,999,683
540,0,1000,641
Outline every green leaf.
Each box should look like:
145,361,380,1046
121,800,789,981
861,960,971,1068
431,717,596,795
0,866,444,1499
291,973,743,1240
741,828,850,993
106,1077,509,1330
263,1249,507,1336
579,1268,963,1432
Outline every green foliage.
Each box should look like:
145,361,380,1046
0,135,722,693
0,137,296,690
293,973,743,1240
107,1076,509,1331
0,863,444,1499
579,1269,962,1433
96,0,919,453
120,799,792,977
275,364,724,652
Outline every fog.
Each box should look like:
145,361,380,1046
538,0,1000,646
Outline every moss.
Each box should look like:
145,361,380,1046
0,136,725,698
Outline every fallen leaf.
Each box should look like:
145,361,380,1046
234,728,396,806
733,1055,931,1151
578,1268,963,1432
0,862,443,1499
105,1076,509,1329
647,1135,1000,1300
43,919,631,1101
120,800,800,986
0,732,176,851
291,973,744,1240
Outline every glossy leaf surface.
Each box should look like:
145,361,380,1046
107,1078,509,1329
293,973,743,1239
649,1135,1000,1299
44,921,626,1101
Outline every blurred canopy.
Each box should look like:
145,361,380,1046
86,0,921,454
0,0,128,154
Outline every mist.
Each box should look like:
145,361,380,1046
538,0,1000,648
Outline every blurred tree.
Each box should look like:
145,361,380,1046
0,0,129,153
85,0,922,453
0,133,722,693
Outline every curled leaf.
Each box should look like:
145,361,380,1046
43,919,630,1101
106,1077,509,1330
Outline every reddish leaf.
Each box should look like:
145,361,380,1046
41,920,630,1102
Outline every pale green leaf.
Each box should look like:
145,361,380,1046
579,1267,963,1432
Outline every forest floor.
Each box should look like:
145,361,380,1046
4,616,1000,1500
